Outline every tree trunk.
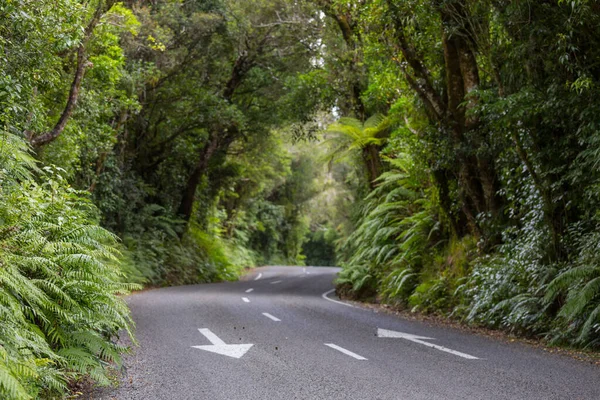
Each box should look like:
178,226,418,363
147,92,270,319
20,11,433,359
362,144,384,189
178,132,220,222
439,2,505,237
432,168,464,237
29,0,116,147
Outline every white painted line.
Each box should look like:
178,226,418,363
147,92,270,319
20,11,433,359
324,343,367,360
242,297,250,303
270,280,283,284
322,289,354,308
245,288,254,293
303,267,306,273
192,328,253,359
198,328,225,345
377,328,480,360
262,313,281,322
254,273,262,281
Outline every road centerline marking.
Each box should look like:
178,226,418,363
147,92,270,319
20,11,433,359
324,343,367,360
242,297,250,303
245,288,254,293
254,273,262,281
270,280,282,284
262,312,281,321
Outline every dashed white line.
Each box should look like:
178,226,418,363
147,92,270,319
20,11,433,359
245,288,254,293
270,280,283,284
324,343,367,360
254,273,262,281
322,289,354,308
262,313,281,322
242,297,250,303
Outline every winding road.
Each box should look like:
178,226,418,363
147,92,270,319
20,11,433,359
89,266,600,399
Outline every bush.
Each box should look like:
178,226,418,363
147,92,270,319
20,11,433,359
335,264,377,300
545,226,600,347
336,155,438,301
409,278,453,314
0,134,137,399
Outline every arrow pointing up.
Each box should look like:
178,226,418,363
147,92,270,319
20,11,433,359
192,328,253,359
377,328,480,360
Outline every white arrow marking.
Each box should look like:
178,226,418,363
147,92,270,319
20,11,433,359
242,297,250,303
192,329,254,359
377,328,479,360
262,312,281,322
270,280,282,284
245,288,254,293
324,343,367,360
254,273,262,281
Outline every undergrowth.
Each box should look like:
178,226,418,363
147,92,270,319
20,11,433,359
336,157,600,349
0,133,138,399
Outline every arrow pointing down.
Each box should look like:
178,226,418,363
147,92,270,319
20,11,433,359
377,328,479,360
192,328,253,359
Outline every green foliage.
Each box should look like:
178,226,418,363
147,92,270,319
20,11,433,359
545,228,600,346
0,133,137,399
325,115,389,155
302,228,337,266
324,0,600,350
335,264,376,299
380,267,418,303
0,0,331,396
409,278,453,314
8,3,600,398
336,153,438,301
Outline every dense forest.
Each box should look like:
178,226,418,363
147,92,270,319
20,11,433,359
2,0,600,398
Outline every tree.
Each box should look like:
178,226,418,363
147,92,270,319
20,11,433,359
26,0,119,147
177,0,321,222
324,115,389,188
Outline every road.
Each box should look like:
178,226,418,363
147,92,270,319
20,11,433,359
90,266,600,400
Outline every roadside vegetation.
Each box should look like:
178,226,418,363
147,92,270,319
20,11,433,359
1,0,324,397
323,0,600,352
2,0,600,398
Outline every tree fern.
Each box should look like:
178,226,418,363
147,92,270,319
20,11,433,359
325,115,389,155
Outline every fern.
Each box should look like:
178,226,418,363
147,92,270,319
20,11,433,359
381,268,418,301
544,229,600,345
0,132,138,398
0,364,32,400
336,153,436,300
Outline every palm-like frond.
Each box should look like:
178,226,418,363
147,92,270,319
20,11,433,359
336,153,435,302
323,115,390,165
0,132,138,399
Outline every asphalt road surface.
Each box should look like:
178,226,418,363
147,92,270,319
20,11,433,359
89,266,600,400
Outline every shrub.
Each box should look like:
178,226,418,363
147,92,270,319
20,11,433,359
0,134,137,399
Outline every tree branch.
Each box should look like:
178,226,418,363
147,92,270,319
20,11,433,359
386,0,447,121
29,0,116,148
